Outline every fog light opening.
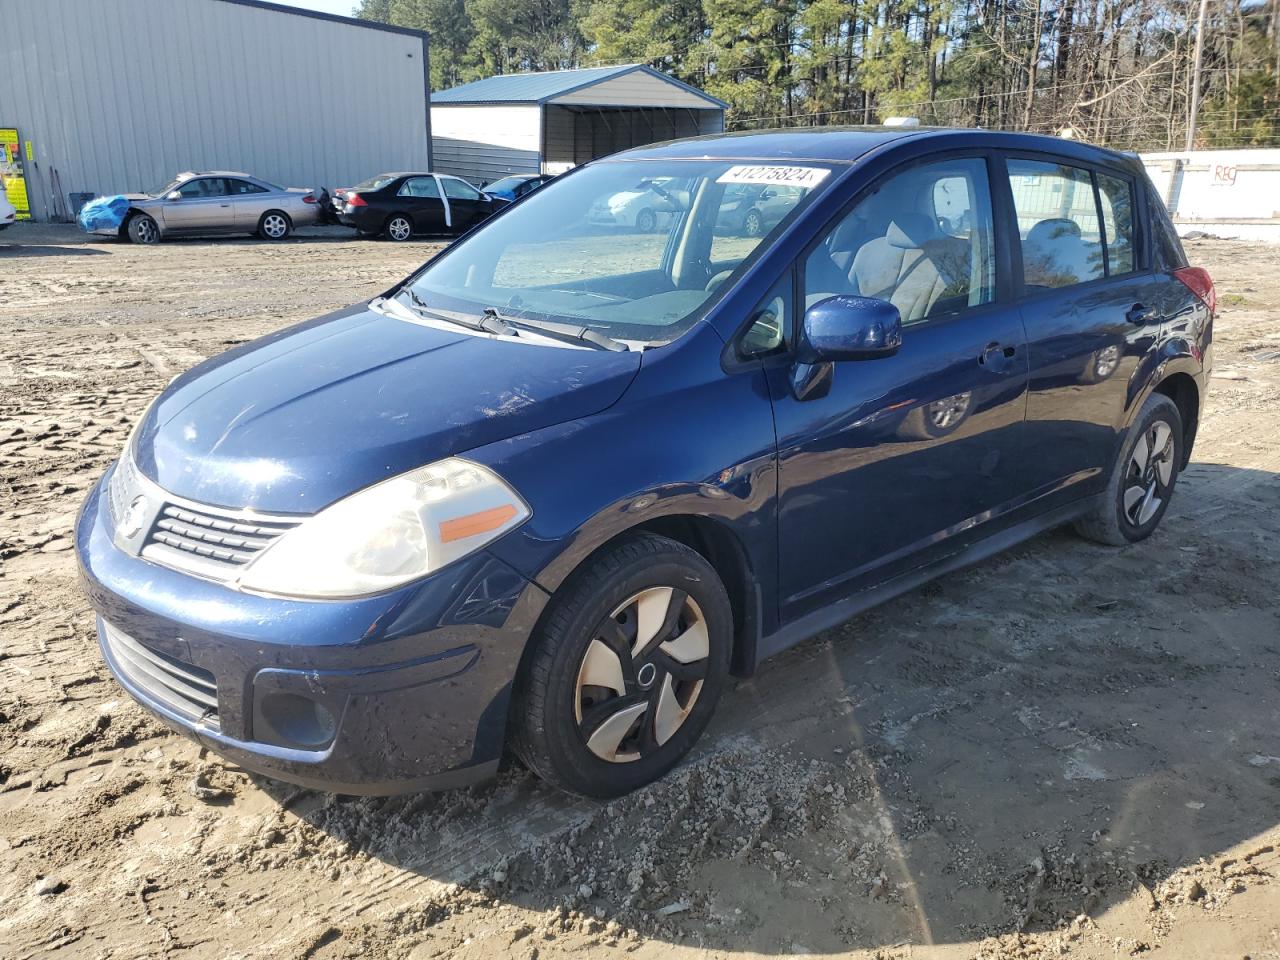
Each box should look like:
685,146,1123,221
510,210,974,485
259,692,337,748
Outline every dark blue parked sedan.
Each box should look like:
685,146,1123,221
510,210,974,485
77,127,1214,798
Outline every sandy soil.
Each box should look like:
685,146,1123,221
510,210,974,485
1,224,1278,960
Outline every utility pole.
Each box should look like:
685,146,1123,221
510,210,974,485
1186,0,1210,150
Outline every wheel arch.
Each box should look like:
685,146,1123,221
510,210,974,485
1153,370,1200,467
513,513,762,690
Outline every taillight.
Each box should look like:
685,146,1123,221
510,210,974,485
346,193,367,207
302,193,316,204
1174,266,1215,316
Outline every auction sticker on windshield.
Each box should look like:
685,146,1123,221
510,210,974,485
716,165,830,188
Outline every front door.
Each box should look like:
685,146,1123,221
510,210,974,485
439,176,490,233
160,177,234,233
764,155,1029,623
1005,157,1168,507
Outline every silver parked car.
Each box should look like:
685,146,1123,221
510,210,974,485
95,171,321,244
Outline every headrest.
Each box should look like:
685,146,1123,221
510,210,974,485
886,213,936,249
1027,218,1082,246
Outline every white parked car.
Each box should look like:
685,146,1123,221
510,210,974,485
0,191,16,231
588,177,689,232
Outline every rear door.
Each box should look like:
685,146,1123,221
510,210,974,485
160,177,234,233
395,176,447,234
763,153,1030,623
1004,155,1166,508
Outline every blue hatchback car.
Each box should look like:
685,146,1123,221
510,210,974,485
77,128,1214,798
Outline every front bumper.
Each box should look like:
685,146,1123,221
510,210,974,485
76,468,549,794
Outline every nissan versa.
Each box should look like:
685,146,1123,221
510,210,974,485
76,128,1214,798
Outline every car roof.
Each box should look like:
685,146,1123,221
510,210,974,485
178,170,253,179
608,126,1136,166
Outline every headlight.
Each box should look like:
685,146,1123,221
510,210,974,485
237,459,529,599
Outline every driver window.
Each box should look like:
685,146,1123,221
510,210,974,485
802,158,995,326
177,178,227,199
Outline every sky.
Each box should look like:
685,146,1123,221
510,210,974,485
270,0,359,17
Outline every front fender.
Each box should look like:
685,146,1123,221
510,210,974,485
464,328,780,631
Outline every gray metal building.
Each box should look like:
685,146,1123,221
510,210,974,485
1,0,431,221
430,65,727,186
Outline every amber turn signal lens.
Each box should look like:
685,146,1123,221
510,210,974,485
439,504,520,543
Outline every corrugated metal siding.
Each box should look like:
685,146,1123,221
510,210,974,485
542,106,720,169
550,71,720,109
429,105,541,184
2,0,430,220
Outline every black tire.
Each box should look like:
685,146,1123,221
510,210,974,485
635,208,656,233
126,213,160,245
384,214,414,242
257,210,292,241
1074,392,1182,546
742,209,764,237
510,533,733,798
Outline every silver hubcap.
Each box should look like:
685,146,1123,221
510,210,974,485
263,214,287,238
389,218,411,240
574,587,710,763
929,391,972,429
135,218,156,243
1123,420,1175,526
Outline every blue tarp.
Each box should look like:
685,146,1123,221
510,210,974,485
77,195,131,233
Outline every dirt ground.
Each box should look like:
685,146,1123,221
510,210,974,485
1,223,1278,960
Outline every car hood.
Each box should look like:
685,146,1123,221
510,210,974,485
133,304,642,513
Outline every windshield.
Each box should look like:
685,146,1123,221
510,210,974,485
354,174,399,191
404,159,835,344
149,178,183,197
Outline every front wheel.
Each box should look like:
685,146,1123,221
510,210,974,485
742,209,763,237
127,213,160,245
634,208,656,233
258,210,292,240
510,533,732,798
1074,392,1182,545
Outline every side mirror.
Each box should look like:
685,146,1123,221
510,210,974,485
797,295,902,363
166,190,182,201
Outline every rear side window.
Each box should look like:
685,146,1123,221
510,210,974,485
399,177,440,199
1097,172,1135,275
1007,160,1104,289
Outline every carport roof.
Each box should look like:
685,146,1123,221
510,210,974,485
431,64,728,109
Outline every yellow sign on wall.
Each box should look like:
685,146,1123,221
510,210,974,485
1,128,33,220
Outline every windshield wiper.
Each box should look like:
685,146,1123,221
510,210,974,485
482,307,630,353
399,288,513,336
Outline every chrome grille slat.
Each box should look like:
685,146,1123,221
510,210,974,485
141,502,301,578
102,621,219,726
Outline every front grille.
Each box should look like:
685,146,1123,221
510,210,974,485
142,503,300,576
102,621,219,727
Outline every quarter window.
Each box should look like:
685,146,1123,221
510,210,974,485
1097,172,1135,275
399,177,440,199
226,179,268,195
1007,160,1104,289
802,157,996,326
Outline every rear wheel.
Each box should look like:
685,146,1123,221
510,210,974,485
510,533,732,797
385,215,413,241
742,209,764,237
258,210,292,240
1074,392,1182,545
126,213,160,245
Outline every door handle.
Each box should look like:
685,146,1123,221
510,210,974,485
1126,303,1154,325
978,341,1017,369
